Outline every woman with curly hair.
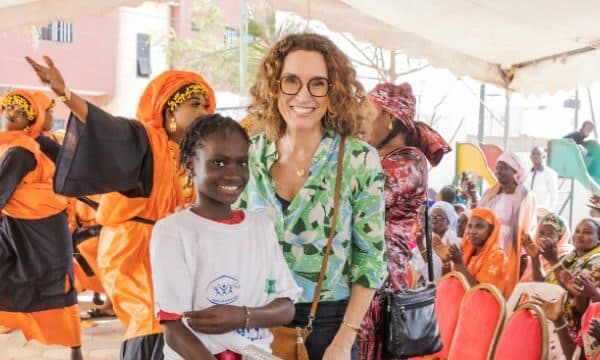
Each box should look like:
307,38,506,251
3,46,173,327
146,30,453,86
237,33,387,359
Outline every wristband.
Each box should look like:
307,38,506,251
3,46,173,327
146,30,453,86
342,321,360,332
553,319,568,332
244,306,251,329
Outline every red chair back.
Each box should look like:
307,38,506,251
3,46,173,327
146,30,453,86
425,272,470,359
493,303,548,360
448,284,505,360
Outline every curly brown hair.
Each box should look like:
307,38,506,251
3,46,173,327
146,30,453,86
247,33,371,140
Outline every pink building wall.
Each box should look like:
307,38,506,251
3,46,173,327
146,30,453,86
0,1,241,124
0,11,119,121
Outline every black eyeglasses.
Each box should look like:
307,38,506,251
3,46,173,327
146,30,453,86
277,75,332,97
431,215,448,222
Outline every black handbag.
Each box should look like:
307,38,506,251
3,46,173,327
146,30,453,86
383,202,443,358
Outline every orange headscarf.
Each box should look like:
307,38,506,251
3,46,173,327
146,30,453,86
0,90,66,219
462,207,508,293
0,89,46,139
135,70,215,129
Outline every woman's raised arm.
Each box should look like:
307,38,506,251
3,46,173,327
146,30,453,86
25,56,88,122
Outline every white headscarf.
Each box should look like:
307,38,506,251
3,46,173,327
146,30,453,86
431,201,458,232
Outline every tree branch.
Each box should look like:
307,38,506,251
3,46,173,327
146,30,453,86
430,91,450,125
397,64,430,77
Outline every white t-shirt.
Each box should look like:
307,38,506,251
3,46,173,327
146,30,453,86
150,209,302,359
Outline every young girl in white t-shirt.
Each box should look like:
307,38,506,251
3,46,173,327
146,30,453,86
150,114,302,360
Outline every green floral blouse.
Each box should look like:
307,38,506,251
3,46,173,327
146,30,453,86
239,130,387,303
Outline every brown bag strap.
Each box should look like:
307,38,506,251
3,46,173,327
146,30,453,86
305,136,346,331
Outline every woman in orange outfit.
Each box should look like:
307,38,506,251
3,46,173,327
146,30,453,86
27,56,212,359
71,194,117,318
0,89,82,360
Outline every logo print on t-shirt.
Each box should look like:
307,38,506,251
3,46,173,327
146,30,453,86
265,279,276,294
206,275,241,305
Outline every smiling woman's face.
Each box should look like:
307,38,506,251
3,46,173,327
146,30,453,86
277,50,329,134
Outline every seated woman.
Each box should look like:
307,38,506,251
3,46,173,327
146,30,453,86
532,294,600,360
524,218,600,340
412,201,460,284
447,208,508,292
521,213,573,282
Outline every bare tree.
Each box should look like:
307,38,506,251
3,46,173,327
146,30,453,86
339,33,429,83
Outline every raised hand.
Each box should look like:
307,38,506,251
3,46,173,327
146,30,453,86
574,272,600,299
530,293,566,323
558,269,582,296
448,244,463,265
25,56,66,96
539,237,559,264
522,232,540,258
589,319,600,348
432,234,451,262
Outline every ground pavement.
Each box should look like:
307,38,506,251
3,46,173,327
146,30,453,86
0,293,124,360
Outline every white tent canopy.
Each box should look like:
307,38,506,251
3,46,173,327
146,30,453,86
268,0,600,95
1,0,599,95
0,0,151,31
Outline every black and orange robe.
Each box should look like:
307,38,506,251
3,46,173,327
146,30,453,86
53,70,212,359
0,131,80,347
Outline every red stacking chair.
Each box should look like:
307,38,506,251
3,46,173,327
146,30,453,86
493,303,548,360
447,284,505,360
421,272,470,359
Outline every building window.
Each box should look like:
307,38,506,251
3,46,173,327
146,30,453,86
136,33,152,78
224,26,257,48
191,20,201,32
39,21,73,43
224,27,239,49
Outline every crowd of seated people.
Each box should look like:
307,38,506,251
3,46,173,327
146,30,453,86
413,144,600,359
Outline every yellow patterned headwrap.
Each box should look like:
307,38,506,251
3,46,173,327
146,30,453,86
1,94,36,122
166,84,209,113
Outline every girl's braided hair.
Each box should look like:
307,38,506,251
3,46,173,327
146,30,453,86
178,114,250,171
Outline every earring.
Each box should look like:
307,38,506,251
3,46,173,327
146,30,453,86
186,174,193,188
388,121,393,130
169,118,177,133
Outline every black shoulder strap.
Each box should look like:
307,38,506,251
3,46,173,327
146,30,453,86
424,201,434,282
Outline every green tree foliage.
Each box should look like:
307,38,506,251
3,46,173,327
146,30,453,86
165,0,300,92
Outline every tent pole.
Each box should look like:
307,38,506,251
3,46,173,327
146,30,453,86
503,89,511,150
587,87,597,139
239,0,248,104
477,84,485,145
